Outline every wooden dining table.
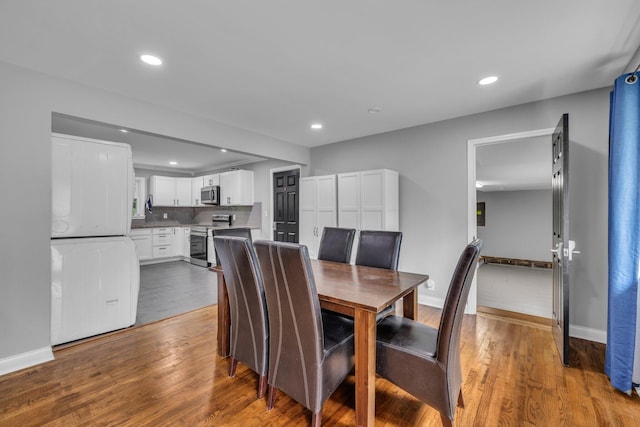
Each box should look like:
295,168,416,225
212,259,429,427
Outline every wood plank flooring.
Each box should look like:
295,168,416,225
1,305,639,426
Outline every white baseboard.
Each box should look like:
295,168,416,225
418,295,607,344
0,347,54,377
569,324,607,344
418,294,444,309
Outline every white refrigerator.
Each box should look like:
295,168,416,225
51,133,140,345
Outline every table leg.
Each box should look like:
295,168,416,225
216,271,230,358
354,309,376,427
402,288,418,320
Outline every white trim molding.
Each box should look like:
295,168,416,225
569,324,606,344
467,128,555,314
0,347,54,376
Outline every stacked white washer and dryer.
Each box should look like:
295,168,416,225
50,133,140,345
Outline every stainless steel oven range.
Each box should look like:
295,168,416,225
190,225,209,267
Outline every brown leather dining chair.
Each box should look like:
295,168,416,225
355,229,403,320
254,240,355,427
213,235,269,399
317,227,356,264
211,227,253,266
355,229,402,271
375,239,483,426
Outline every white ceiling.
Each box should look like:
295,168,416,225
476,136,549,192
1,1,640,173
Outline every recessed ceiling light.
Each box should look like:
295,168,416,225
311,123,323,130
140,54,163,66
169,161,177,165
478,76,499,85
119,129,128,133
220,148,228,153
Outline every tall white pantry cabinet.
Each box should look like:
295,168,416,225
299,169,399,259
299,175,338,258
338,169,399,232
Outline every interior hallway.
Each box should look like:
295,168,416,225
477,263,552,319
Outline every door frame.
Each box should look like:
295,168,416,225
466,127,554,314
269,164,302,241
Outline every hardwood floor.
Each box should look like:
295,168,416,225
1,305,639,426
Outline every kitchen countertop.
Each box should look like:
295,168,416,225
131,222,259,230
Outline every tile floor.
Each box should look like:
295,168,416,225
136,261,218,325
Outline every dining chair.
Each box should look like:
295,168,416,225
355,229,403,270
317,227,356,263
374,239,483,427
355,229,403,320
211,227,253,266
213,235,269,399
254,240,355,427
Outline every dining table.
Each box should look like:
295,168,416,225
212,259,429,427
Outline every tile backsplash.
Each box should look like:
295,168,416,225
132,202,262,228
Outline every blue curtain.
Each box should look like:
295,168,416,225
606,72,640,394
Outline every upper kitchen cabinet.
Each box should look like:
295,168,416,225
133,177,146,219
202,174,220,187
192,176,204,206
219,170,254,206
338,169,399,231
149,176,192,207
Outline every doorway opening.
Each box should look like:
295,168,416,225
466,128,554,316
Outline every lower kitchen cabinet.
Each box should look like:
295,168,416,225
130,229,152,261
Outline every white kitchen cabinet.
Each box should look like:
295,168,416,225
338,169,399,231
220,170,254,206
192,176,204,206
152,227,174,259
149,175,175,206
183,227,191,258
300,175,337,258
202,174,220,187
149,176,192,206
173,227,184,257
132,177,146,219
175,177,192,206
130,229,152,261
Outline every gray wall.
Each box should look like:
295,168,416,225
0,60,309,362
477,190,552,261
310,87,610,333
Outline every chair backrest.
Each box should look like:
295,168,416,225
436,238,483,371
253,240,325,412
212,227,253,266
355,230,403,270
317,227,356,263
213,235,268,376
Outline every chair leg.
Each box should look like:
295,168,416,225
266,385,277,410
440,413,453,427
257,375,268,399
311,410,322,427
457,390,465,408
228,357,238,377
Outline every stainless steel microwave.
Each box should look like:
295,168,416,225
200,185,219,205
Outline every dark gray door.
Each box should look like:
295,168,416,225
273,169,299,242
551,113,570,366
